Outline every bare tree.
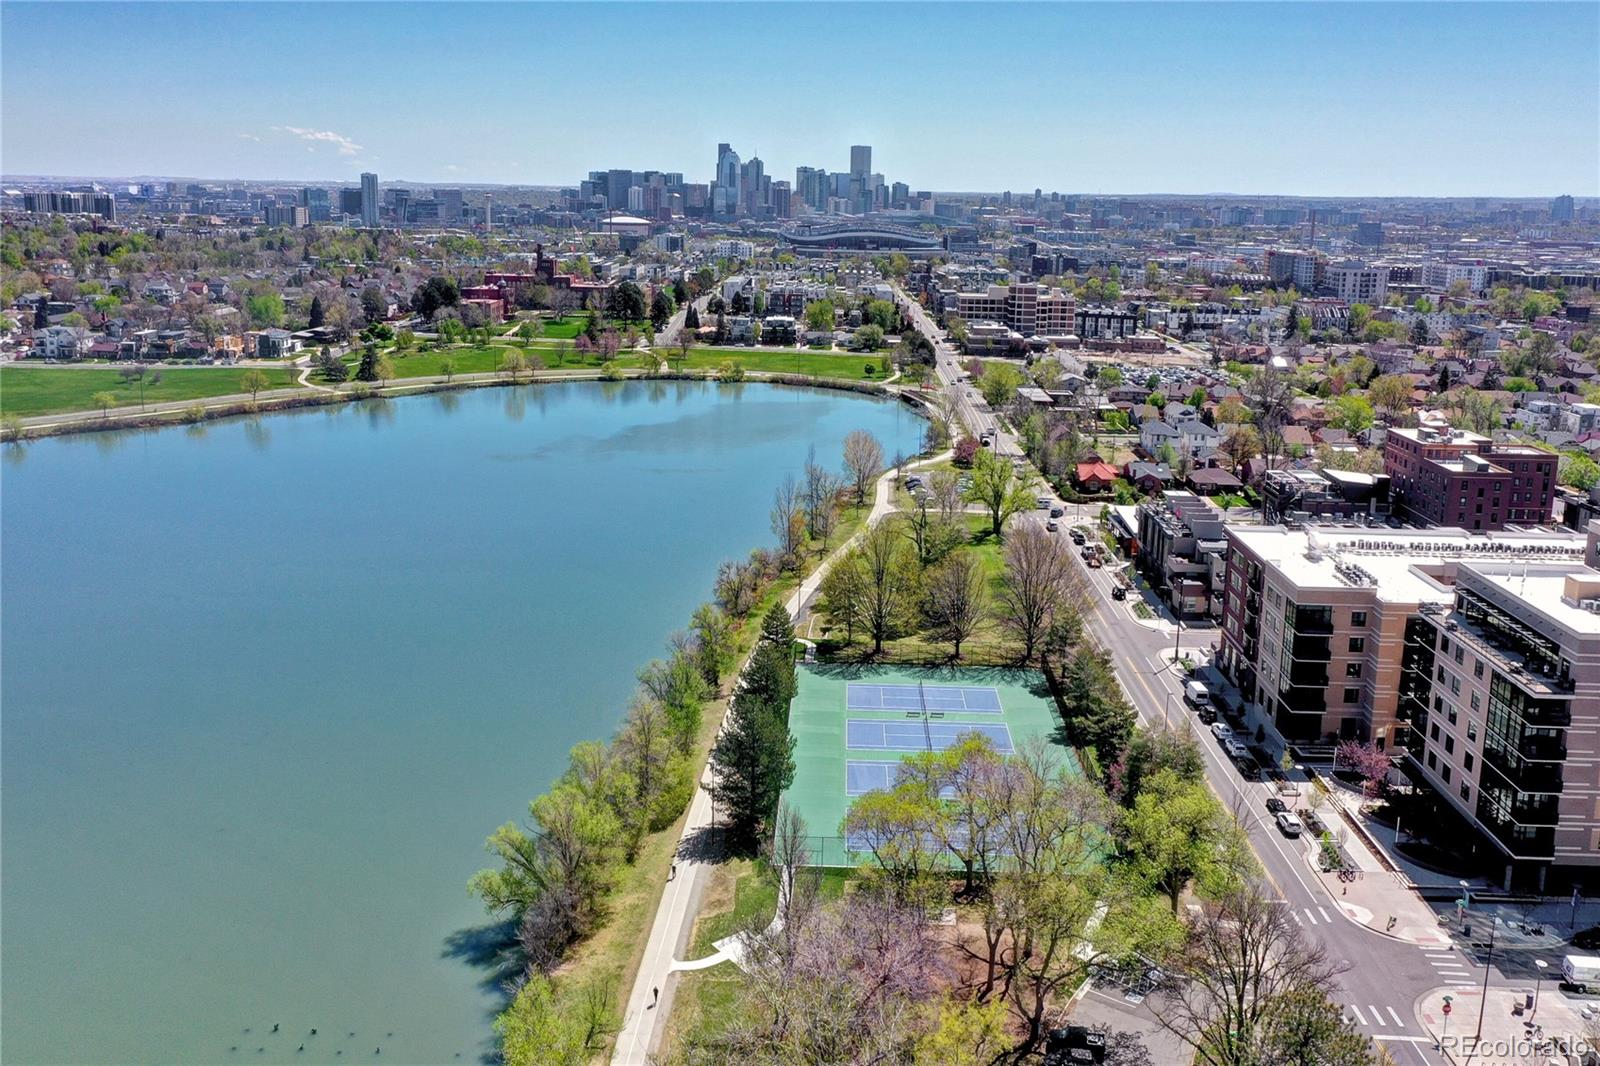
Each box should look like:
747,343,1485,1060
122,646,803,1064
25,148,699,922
923,551,988,659
801,445,842,544
929,468,964,523
842,428,885,505
1154,879,1368,1066
997,523,1081,663
1243,364,1294,517
771,473,805,567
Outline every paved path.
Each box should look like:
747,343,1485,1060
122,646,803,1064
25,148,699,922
610,449,949,1066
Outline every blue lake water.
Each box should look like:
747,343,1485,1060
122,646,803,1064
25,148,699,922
0,380,921,1065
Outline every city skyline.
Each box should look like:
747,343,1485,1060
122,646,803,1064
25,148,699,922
3,2,1596,197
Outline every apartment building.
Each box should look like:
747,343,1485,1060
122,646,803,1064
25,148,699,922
1422,261,1488,294
951,283,1074,337
1384,426,1557,529
1136,492,1229,620
1325,260,1387,305
1265,248,1324,291
1217,525,1585,751
1403,549,1600,891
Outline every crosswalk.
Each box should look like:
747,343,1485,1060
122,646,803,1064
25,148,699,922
1343,1003,1409,1031
1421,945,1477,987
1290,905,1337,926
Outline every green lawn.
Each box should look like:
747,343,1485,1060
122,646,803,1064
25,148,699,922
499,314,649,341
670,348,890,381
0,366,299,417
374,343,649,381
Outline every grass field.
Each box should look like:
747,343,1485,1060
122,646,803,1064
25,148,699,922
0,366,300,417
670,348,889,381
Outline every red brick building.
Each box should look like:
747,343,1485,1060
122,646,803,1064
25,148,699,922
1383,426,1556,530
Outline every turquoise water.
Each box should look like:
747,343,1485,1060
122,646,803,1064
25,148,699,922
0,381,921,1065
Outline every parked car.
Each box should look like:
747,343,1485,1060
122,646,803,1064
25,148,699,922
1046,520,1059,532
1210,722,1233,741
1111,586,1127,601
1196,703,1217,724
1183,680,1212,710
1037,496,1052,510
1070,530,1086,545
1266,797,1289,814
1275,812,1305,837
1049,507,1064,518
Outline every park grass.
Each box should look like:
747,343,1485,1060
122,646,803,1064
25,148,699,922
0,365,299,417
376,343,650,381
671,348,889,382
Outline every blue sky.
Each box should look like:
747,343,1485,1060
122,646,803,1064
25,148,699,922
3,2,1596,196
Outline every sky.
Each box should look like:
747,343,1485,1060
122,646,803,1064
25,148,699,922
3,2,1597,197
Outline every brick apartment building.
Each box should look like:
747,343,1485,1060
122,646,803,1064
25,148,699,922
1384,426,1556,530
1217,525,1585,749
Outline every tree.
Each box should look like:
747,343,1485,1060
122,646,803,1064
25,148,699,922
1154,881,1367,1066
708,656,796,851
245,290,285,328
771,473,806,567
979,362,1024,408
853,522,922,654
952,435,980,468
307,294,325,329
608,280,647,322
1563,453,1600,492
1221,425,1261,475
804,299,836,332
801,446,842,545
91,390,117,418
1410,317,1430,347
965,448,1034,538
689,603,737,688
1097,365,1123,389
239,368,270,403
1334,739,1393,800
842,429,885,505
997,523,1080,663
1243,364,1294,513
360,286,387,324
499,348,531,382
411,275,460,319
854,323,885,351
438,357,457,383
1059,645,1136,767
819,549,869,644
1120,768,1250,913
922,552,989,659
637,646,710,753
1326,393,1374,433
649,287,675,329
1365,374,1413,424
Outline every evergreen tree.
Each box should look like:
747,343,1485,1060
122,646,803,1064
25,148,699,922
708,684,796,851
355,346,379,382
684,305,700,330
308,294,325,329
584,312,601,343
1438,364,1452,391
761,603,795,648
1411,317,1430,347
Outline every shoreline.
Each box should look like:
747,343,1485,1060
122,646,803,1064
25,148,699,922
4,368,935,442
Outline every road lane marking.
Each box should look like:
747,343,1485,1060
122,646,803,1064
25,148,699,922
1368,1005,1385,1025
1319,907,1333,923
1349,1005,1367,1025
1303,908,1319,925
1386,1007,1405,1028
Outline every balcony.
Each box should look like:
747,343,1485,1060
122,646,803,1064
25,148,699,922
1517,734,1568,761
1482,749,1564,794
1291,606,1335,635
1288,634,1332,662
1479,818,1555,860
1285,662,1329,688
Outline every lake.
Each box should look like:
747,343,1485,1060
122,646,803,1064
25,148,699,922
0,380,922,1065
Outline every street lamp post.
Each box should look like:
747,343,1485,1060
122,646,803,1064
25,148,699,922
1458,879,1471,925
1534,959,1548,1017
1472,917,1498,1049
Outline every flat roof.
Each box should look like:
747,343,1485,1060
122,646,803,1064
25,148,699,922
1462,562,1600,636
1228,524,1586,605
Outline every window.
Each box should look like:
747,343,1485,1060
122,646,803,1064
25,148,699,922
1427,751,1437,769
1441,636,1451,655
1467,722,1477,741
1437,665,1447,682
1474,660,1484,679
1346,662,1363,678
1454,645,1465,666
1448,706,1458,724
1430,723,1440,741
1442,765,1452,783
1349,637,1366,653
1471,692,1481,712
1460,783,1471,802
1464,752,1474,771
1343,687,1360,704
1444,735,1455,754
1450,675,1461,696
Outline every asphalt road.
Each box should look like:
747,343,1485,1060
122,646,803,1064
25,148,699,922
894,284,1460,1063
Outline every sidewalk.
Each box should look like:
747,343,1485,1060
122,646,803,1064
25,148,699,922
1418,985,1590,1066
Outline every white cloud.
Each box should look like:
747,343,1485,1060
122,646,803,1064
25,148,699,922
237,132,261,142
272,125,363,156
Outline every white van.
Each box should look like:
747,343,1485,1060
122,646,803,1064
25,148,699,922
1563,954,1600,991
1184,681,1212,710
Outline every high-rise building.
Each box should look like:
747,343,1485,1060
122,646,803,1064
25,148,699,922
1325,260,1387,305
848,145,872,214
1552,194,1576,222
1384,426,1557,530
795,167,827,212
436,187,464,224
714,143,741,216
360,172,378,228
849,144,871,179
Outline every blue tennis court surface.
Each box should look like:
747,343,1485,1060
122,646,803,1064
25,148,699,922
847,760,956,797
846,683,1003,714
845,718,1013,753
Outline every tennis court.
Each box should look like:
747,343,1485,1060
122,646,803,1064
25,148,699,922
780,664,1080,866
845,718,1014,752
845,683,1003,714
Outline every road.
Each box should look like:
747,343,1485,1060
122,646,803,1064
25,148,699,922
893,284,1463,1063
